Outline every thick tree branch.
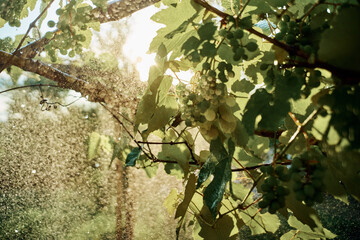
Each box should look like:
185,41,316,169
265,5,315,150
91,0,161,23
0,50,138,110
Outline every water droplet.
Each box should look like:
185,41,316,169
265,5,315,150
32,169,36,174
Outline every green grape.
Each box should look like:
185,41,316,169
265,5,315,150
68,50,75,58
260,166,268,173
245,42,258,52
302,25,311,35
218,72,227,82
233,53,241,61
225,63,233,72
45,32,53,39
219,29,227,37
276,186,289,196
260,64,269,71
265,165,274,175
279,21,288,31
261,182,272,192
50,56,57,62
185,119,192,127
47,20,55,28
208,70,216,78
56,8,63,15
233,29,244,39
202,62,211,70
282,14,290,22
291,157,303,169
263,192,275,201
279,172,290,182
230,38,239,48
227,70,235,78
218,61,226,70
289,21,297,29
275,165,284,175
204,108,216,121
275,32,285,40
269,201,281,214
258,200,269,208
266,176,277,187
60,49,67,55
285,34,296,44
226,31,234,39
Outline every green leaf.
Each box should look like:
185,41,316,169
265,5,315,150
157,44,167,58
200,41,216,57
135,75,177,136
318,7,360,72
87,132,101,160
239,207,280,235
158,129,191,175
197,22,217,41
125,147,141,166
164,12,197,39
265,0,289,7
175,173,196,218
238,16,253,29
232,120,249,147
163,188,179,216
197,155,217,189
280,215,336,240
193,215,237,240
204,138,233,218
231,79,255,93
182,36,201,55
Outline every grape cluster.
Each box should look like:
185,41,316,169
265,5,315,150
289,149,326,206
44,1,93,62
219,27,258,62
258,165,290,214
0,0,26,27
177,68,237,140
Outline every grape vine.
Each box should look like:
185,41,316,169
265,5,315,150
0,0,359,239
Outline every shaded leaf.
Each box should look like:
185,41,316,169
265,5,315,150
164,188,179,216
175,173,196,219
125,147,141,166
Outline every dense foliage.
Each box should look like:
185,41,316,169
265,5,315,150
1,0,360,239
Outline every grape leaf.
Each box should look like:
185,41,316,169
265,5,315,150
204,138,233,218
163,188,179,216
231,79,255,93
197,22,217,41
175,173,196,219
196,155,217,189
182,36,201,55
318,7,360,72
125,147,141,166
193,215,237,240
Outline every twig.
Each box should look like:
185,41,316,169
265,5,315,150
0,84,61,95
233,157,255,181
231,161,291,172
276,108,322,160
